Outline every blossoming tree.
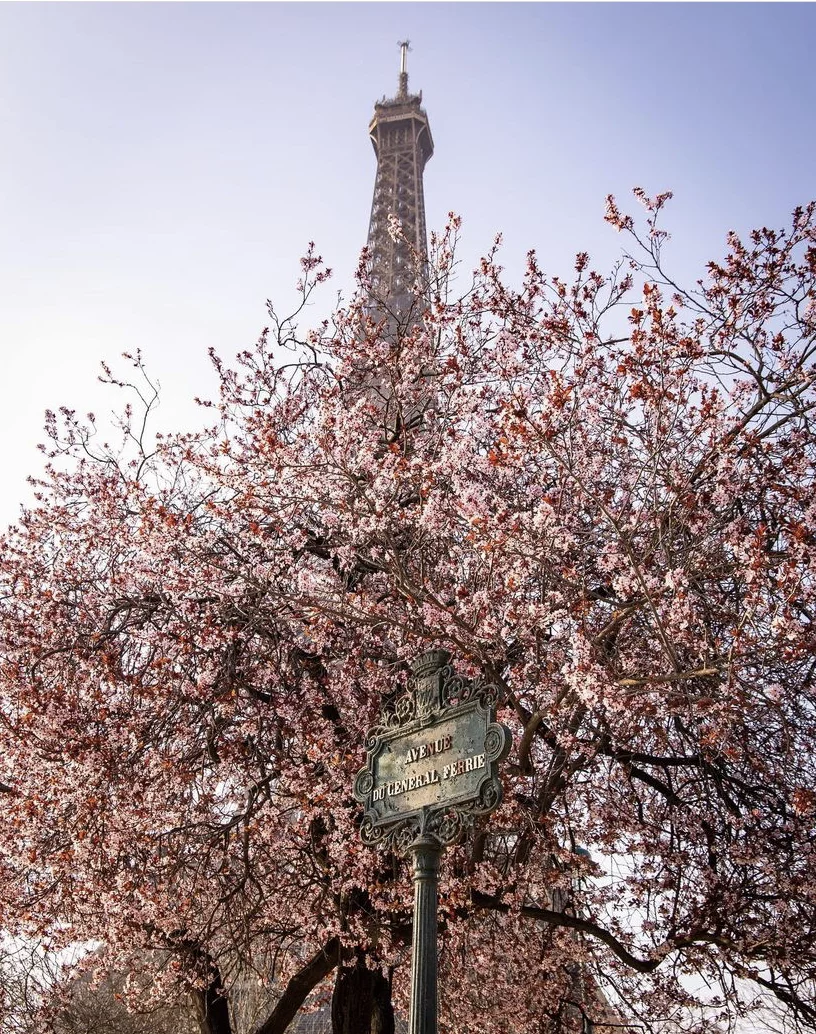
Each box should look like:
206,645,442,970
2,193,816,1034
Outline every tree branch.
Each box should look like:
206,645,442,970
470,889,661,974
254,936,344,1034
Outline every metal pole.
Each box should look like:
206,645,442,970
407,833,442,1034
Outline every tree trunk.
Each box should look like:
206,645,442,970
189,961,232,1034
331,952,394,1034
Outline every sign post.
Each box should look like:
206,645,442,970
407,835,442,1034
354,650,511,1034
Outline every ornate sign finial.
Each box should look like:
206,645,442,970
410,649,449,721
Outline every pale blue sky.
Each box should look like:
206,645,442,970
1,2,814,525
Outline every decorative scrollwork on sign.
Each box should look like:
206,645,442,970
360,817,388,847
385,653,504,729
478,780,501,812
394,824,418,855
369,807,473,851
394,694,415,726
484,722,511,762
354,768,374,800
470,677,500,709
429,809,466,845
364,726,387,753
440,666,468,708
355,649,512,856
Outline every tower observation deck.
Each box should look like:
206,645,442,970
366,42,434,320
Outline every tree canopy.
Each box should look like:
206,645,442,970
2,194,816,1034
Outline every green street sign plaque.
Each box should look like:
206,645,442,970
354,650,511,850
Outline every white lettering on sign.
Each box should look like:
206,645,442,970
371,751,487,803
405,734,452,765
442,753,486,781
372,768,441,801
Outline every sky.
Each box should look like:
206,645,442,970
1,1,815,528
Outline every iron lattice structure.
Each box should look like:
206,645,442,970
366,43,433,320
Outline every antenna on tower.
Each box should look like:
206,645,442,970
397,39,411,97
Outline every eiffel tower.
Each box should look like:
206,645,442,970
365,41,433,323
357,46,638,1034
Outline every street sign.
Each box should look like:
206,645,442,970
354,649,511,849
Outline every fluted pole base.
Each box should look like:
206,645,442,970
407,833,442,1034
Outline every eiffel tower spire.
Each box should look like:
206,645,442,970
366,41,434,320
